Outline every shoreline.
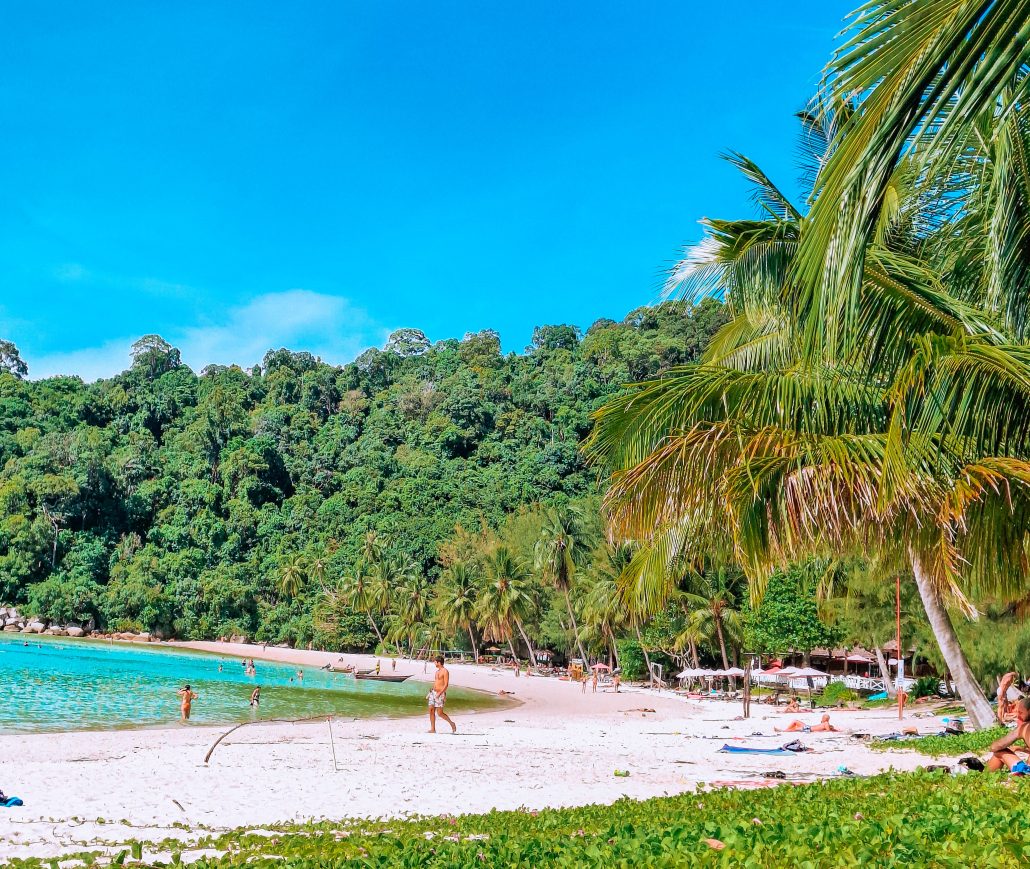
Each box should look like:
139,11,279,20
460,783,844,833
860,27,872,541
1,640,940,861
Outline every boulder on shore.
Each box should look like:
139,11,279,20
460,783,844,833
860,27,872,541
65,626,85,638
3,624,20,632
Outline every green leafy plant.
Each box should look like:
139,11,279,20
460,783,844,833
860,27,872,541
871,727,1007,757
10,773,1027,868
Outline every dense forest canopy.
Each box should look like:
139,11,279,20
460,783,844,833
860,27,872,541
0,300,726,646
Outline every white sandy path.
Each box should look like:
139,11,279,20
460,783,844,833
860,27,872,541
1,641,936,861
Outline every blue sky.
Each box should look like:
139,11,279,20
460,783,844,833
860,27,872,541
1,2,850,380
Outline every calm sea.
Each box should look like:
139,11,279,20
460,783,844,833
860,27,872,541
0,634,496,733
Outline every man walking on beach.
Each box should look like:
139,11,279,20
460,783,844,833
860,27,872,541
428,655,456,733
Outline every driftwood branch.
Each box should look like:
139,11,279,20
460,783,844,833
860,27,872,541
203,714,343,765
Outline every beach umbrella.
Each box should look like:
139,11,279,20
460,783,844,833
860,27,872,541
591,663,611,670
845,653,873,663
791,667,829,678
724,667,746,676
790,667,829,704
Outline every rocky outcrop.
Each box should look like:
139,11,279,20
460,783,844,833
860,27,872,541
65,626,85,637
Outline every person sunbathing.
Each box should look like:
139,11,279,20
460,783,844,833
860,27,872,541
776,713,837,733
987,697,1030,772
783,698,802,713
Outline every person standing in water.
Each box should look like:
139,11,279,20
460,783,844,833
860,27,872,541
177,685,198,720
427,655,456,733
250,686,261,707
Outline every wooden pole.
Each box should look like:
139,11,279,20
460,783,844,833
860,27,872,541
327,716,339,771
896,575,903,721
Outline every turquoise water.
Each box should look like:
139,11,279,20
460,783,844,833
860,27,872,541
0,635,495,733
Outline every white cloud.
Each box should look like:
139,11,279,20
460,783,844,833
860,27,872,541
29,338,135,382
28,290,384,382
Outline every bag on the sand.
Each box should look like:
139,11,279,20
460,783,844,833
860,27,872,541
0,790,22,808
781,739,812,753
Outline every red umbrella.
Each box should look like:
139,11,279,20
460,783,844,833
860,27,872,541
591,663,611,670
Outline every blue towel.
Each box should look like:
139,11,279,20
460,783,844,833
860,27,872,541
1,797,22,807
718,744,792,755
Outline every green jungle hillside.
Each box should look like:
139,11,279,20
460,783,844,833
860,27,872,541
0,300,725,648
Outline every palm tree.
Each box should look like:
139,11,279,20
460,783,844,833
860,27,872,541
580,542,636,668
435,560,481,660
337,559,385,645
681,567,744,670
395,568,431,655
277,554,307,601
306,544,332,593
794,2,1030,349
588,108,1030,729
535,506,592,662
478,546,539,665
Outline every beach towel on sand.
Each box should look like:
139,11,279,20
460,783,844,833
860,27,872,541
0,793,22,807
719,744,792,755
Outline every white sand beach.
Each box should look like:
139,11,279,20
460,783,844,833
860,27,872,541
0,641,940,861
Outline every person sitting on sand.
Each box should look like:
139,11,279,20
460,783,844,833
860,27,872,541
427,655,457,734
997,672,1025,723
783,697,801,713
177,685,198,720
250,686,260,707
987,697,1030,772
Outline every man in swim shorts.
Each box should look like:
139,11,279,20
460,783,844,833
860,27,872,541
177,684,198,720
428,655,456,733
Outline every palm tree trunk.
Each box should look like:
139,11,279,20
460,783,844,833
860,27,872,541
515,619,538,667
606,625,620,669
467,625,479,662
562,589,588,663
507,636,519,660
634,624,653,684
874,646,896,697
910,549,994,730
689,637,699,669
366,612,384,646
713,612,729,670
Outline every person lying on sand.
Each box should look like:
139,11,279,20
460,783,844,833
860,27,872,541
177,685,198,720
987,698,1030,772
776,714,837,733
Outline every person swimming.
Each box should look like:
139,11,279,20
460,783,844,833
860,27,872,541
177,685,198,720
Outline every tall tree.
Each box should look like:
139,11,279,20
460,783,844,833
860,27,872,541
535,505,592,662
478,546,539,665
589,106,1030,728
435,560,481,660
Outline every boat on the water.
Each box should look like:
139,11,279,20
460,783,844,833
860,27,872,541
354,672,411,683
